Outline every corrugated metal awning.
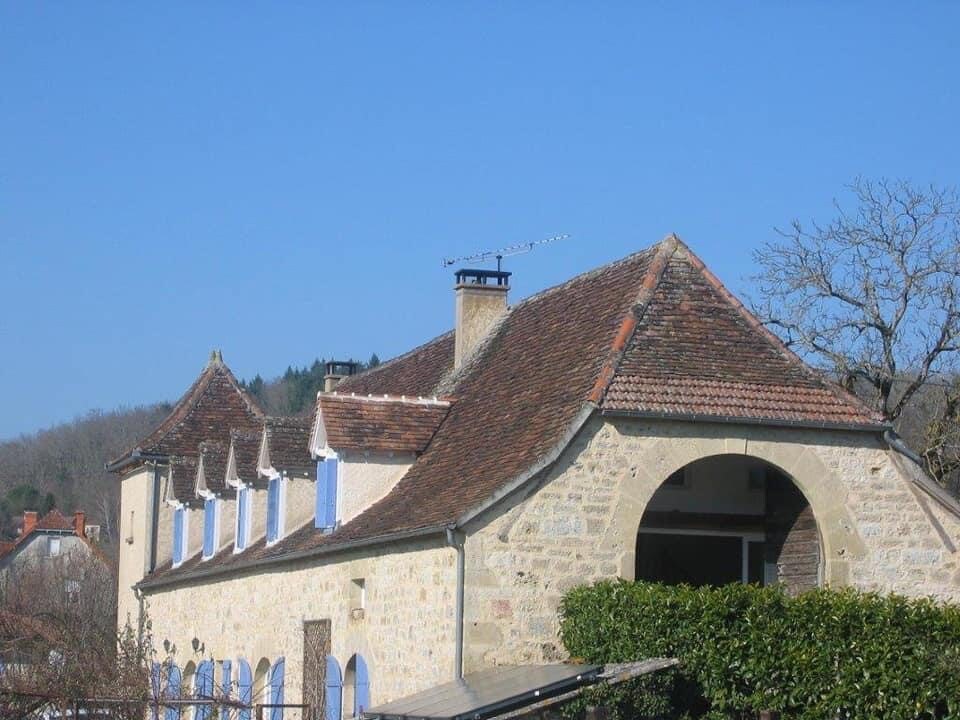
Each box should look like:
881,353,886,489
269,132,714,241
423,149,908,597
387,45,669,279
363,664,601,720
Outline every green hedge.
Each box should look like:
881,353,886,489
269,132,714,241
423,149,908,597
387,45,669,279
559,581,960,719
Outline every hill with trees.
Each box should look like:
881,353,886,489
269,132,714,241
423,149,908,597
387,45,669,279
0,354,379,549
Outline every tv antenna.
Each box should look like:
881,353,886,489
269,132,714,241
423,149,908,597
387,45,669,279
442,234,569,272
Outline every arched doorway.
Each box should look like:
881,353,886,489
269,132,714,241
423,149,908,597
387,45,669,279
635,454,821,592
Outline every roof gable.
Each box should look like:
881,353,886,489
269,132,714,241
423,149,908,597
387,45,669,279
260,417,315,479
109,354,264,471
313,394,452,455
602,239,883,426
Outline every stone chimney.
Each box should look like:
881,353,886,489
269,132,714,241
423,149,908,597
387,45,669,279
22,511,38,535
324,360,359,392
454,268,510,369
73,511,86,538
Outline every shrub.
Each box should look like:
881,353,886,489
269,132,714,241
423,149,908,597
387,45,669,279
559,581,960,719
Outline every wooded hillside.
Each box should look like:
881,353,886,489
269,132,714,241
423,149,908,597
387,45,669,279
0,355,379,548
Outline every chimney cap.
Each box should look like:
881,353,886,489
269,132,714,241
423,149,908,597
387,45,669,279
325,360,359,377
454,268,511,287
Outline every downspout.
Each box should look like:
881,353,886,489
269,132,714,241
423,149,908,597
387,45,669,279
149,462,162,573
445,527,465,680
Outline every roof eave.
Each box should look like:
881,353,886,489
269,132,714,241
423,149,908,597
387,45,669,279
600,408,889,433
105,450,169,473
137,523,450,592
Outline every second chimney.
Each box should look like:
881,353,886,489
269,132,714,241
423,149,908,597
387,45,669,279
22,511,38,536
454,268,510,369
324,360,359,392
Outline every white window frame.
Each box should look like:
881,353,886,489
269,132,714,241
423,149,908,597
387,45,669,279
48,536,62,557
234,485,252,554
201,496,220,561
637,527,765,584
265,473,287,547
172,505,189,568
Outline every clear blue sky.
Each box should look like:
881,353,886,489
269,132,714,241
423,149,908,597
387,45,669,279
1,3,957,440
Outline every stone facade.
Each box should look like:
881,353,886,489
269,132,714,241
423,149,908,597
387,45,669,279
460,415,960,671
131,413,960,706
142,538,457,708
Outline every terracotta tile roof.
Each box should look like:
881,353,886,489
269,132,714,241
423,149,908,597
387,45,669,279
262,417,316,479
227,430,261,485
315,394,452,454
108,354,264,471
168,456,199,504
138,236,882,589
335,331,454,397
601,241,883,427
0,509,104,565
34,509,76,531
197,441,230,495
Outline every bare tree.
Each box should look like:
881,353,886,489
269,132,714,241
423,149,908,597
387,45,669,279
753,178,960,486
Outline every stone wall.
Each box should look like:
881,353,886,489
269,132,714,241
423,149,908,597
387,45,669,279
141,537,457,710
117,466,153,629
461,415,960,671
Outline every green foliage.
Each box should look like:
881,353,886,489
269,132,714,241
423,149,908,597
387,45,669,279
0,484,57,539
560,580,960,719
242,354,379,415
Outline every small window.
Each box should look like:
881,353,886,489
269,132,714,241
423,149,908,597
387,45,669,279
172,506,188,566
236,486,251,552
266,476,285,544
350,578,366,610
202,497,218,560
48,537,62,557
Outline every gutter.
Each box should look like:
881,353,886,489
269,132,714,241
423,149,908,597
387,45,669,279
149,462,161,573
446,527,465,680
105,449,169,474
137,523,449,592
601,408,889,434
883,429,960,519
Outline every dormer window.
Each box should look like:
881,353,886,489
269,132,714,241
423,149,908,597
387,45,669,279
266,475,286,544
235,486,252,552
202,497,219,560
315,456,339,532
172,505,188,566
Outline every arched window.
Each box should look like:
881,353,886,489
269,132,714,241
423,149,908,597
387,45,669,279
254,658,272,710
236,659,253,720
183,661,197,720
343,655,369,719
164,663,182,720
269,657,285,720
196,660,214,720
325,657,342,720
220,660,232,720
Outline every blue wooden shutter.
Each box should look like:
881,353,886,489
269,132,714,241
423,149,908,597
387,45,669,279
165,664,181,720
203,499,215,557
267,478,279,541
236,488,248,550
237,659,252,720
151,662,161,720
324,657,342,720
270,657,285,720
354,655,369,717
325,459,339,529
220,660,232,720
197,661,214,720
173,508,184,563
315,461,327,529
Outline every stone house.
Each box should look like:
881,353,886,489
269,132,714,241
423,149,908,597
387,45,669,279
0,509,102,579
110,235,960,718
